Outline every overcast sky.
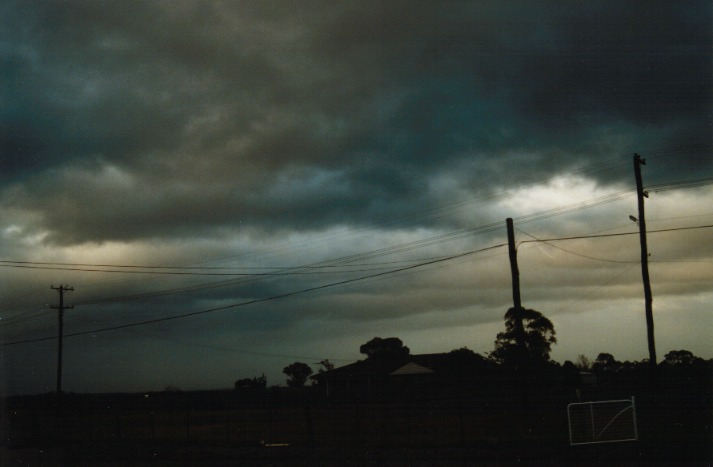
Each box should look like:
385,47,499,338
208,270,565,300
2,1,712,395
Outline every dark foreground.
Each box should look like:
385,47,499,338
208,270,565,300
2,365,711,465
1,437,708,466
2,394,710,465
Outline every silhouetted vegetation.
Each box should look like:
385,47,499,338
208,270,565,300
317,359,334,373
490,307,557,368
234,374,267,397
661,349,704,366
359,336,410,361
2,329,710,464
282,362,313,387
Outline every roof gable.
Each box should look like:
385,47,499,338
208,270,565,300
390,362,435,375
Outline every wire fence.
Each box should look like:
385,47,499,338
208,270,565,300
567,398,637,445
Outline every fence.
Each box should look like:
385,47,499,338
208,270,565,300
567,397,638,446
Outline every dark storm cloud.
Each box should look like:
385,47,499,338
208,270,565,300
312,3,710,126
1,1,710,244
3,1,713,396
529,3,711,121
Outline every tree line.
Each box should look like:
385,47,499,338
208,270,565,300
241,306,709,389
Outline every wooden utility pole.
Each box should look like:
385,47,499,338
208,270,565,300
506,218,526,354
633,154,657,370
51,285,73,394
506,218,529,448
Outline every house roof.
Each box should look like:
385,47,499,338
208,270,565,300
312,352,484,381
311,357,407,381
390,362,435,375
311,351,492,381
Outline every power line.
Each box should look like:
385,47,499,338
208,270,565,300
553,263,640,313
2,220,710,325
0,263,393,276
0,260,411,271
1,243,507,347
3,215,710,323
516,224,713,263
7,222,710,345
140,333,355,363
648,177,713,193
518,224,713,245
0,185,636,306
516,228,636,264
3,178,710,321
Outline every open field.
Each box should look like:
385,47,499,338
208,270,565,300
2,381,710,465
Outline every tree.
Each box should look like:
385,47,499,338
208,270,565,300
317,359,335,374
490,307,557,368
447,347,490,370
592,353,621,372
662,349,702,366
447,347,489,366
359,337,410,361
448,346,480,359
283,362,313,387
235,374,267,395
575,354,592,371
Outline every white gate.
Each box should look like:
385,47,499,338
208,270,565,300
567,397,638,446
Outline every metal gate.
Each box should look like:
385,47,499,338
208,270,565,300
567,397,638,446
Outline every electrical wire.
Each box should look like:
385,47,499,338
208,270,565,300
1,243,508,347
552,263,639,314
518,224,713,245
2,171,710,327
0,262,396,276
516,228,637,264
6,221,711,343
516,224,713,263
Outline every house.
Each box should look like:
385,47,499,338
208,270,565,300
312,352,495,400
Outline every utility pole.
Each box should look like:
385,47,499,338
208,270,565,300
506,218,529,448
633,154,657,370
506,218,526,358
50,285,73,394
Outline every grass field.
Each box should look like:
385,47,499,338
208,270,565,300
2,370,711,465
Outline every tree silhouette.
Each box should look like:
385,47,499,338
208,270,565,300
283,362,313,387
575,354,592,370
592,353,621,372
235,374,267,395
359,337,410,361
317,359,335,373
447,346,484,361
662,349,702,366
490,307,556,368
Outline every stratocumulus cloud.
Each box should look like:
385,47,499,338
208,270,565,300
1,1,711,394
